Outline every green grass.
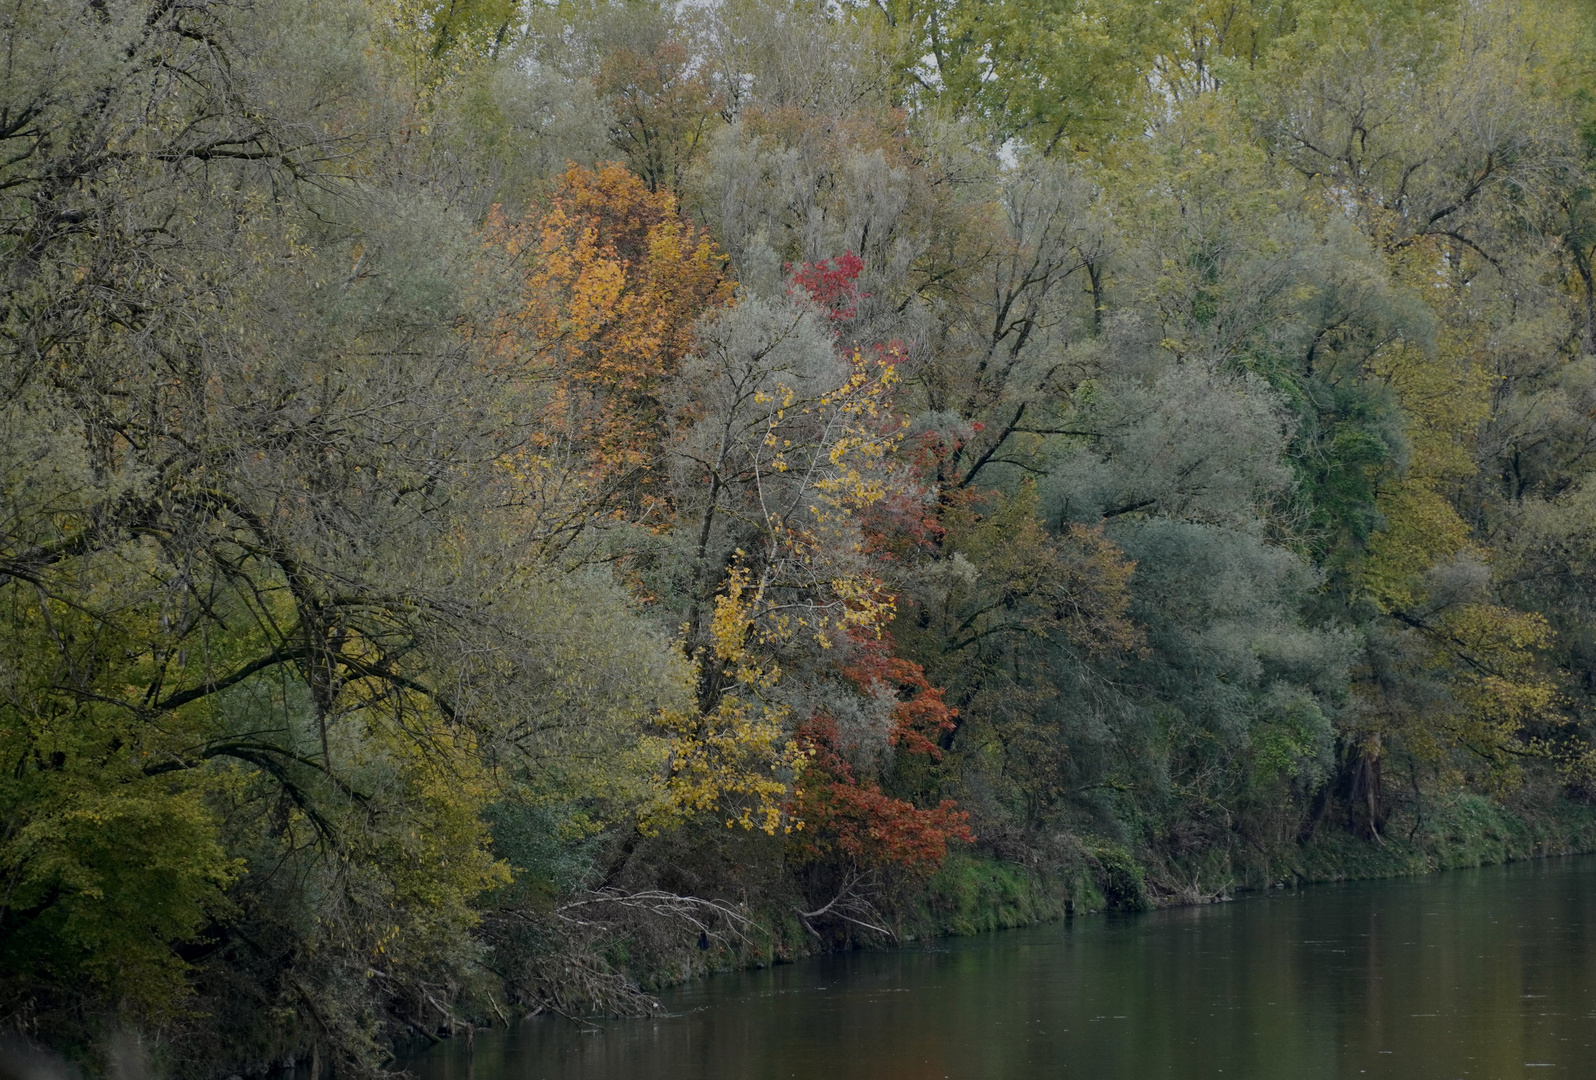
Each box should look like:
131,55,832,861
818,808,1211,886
634,796,1596,1002
912,853,1071,937
911,796,1596,944
1290,794,1596,884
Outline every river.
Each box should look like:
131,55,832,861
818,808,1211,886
405,855,1596,1079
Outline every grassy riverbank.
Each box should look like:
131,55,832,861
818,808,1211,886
1290,793,1596,885
619,792,1596,1005
891,792,1596,942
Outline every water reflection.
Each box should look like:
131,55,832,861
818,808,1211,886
407,856,1596,1079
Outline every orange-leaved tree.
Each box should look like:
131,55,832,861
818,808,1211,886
487,163,734,520
788,630,973,874
789,715,973,873
784,633,973,938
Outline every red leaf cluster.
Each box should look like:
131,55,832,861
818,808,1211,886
790,716,973,876
788,638,970,875
788,252,866,321
841,637,957,760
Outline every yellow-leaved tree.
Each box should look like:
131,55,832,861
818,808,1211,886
488,163,735,520
1351,275,1562,814
641,306,911,836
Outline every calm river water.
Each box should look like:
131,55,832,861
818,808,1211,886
406,855,1596,1079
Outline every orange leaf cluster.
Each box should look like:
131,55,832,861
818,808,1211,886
487,163,733,514
789,715,973,876
842,635,958,760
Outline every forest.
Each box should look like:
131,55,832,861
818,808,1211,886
5,0,1596,1073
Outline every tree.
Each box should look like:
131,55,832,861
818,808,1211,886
0,3,693,1068
487,162,735,520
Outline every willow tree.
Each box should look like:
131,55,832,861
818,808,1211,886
0,1,690,1071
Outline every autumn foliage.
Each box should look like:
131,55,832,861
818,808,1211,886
487,163,733,511
790,251,866,321
483,168,1137,881
778,631,973,875
842,636,959,758
24,0,1596,1069
790,715,973,876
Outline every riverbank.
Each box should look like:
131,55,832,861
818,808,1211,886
609,792,1596,1004
1290,790,1596,884
380,792,1596,1069
404,850,1596,1080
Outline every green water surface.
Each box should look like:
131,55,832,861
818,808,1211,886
406,855,1596,1079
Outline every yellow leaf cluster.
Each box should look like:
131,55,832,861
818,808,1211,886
1357,335,1495,611
638,697,805,837
486,163,734,514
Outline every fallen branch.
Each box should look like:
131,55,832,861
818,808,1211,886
797,870,897,941
555,888,759,947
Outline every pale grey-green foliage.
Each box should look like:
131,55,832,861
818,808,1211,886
1104,520,1349,797
665,295,884,676
9,0,1596,1067
671,294,847,478
1284,215,1436,365
1251,8,1575,258
1113,119,1434,378
1471,245,1594,502
482,55,617,180
1044,363,1295,527
928,155,1109,405
496,0,657,170
691,119,929,296
693,0,900,118
0,1,695,1068
455,568,694,805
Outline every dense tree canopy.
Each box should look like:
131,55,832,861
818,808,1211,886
5,0,1596,1072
